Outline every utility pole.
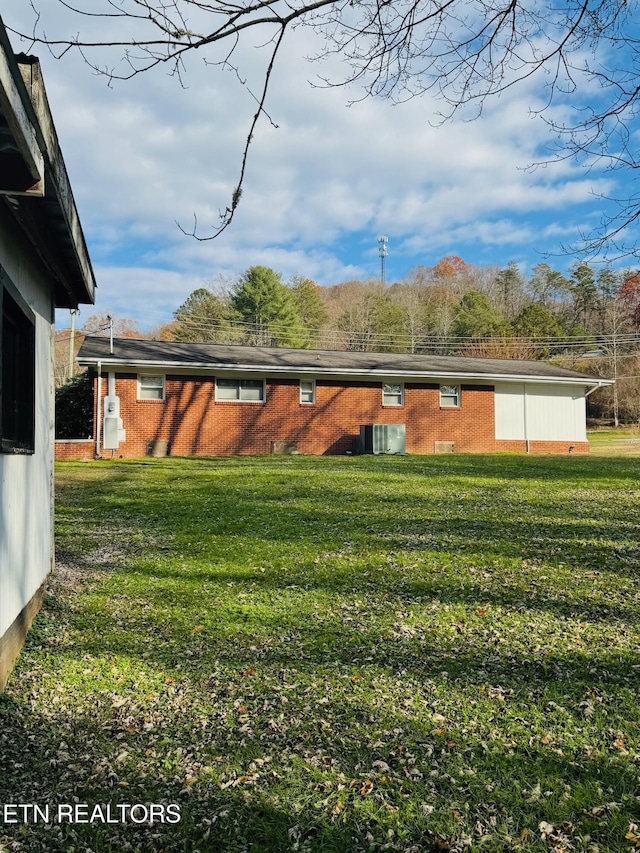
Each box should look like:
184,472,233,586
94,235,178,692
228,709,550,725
68,308,77,382
612,331,619,427
378,236,388,284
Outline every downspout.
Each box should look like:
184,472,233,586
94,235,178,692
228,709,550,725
523,383,530,453
95,361,102,458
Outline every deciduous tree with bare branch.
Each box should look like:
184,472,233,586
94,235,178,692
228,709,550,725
8,0,640,252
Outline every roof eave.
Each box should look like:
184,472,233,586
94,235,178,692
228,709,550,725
0,18,96,307
77,355,614,386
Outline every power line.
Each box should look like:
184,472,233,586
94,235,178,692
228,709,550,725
56,302,640,356
146,311,640,352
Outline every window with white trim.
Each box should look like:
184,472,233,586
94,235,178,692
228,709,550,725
1,277,35,453
382,382,404,406
216,377,265,402
300,379,315,404
440,384,461,407
138,374,165,400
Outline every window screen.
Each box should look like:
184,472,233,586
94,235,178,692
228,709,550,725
382,383,404,406
300,379,315,404
138,375,165,400
440,385,460,407
216,378,265,401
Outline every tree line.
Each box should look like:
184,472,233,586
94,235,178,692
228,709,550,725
167,258,640,424
64,257,640,424
168,258,639,351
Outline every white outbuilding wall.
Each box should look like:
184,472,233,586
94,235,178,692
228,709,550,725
0,29,95,690
494,381,587,443
0,211,55,645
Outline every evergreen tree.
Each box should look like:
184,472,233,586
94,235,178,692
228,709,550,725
494,261,525,318
529,263,570,307
290,277,328,342
512,303,564,356
596,268,622,333
452,291,510,339
231,266,306,347
369,294,408,351
513,303,563,338
570,263,598,329
174,287,232,342
597,268,622,302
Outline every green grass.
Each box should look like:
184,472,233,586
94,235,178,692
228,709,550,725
2,454,640,852
588,426,640,455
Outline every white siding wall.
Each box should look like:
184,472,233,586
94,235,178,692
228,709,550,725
495,381,587,442
0,216,54,639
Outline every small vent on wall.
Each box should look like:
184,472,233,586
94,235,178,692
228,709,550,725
146,439,169,457
271,441,300,455
434,441,455,454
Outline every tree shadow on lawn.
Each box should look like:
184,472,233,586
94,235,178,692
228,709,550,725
71,598,639,698
80,558,640,638
33,457,639,849
79,491,640,578
57,454,640,510
87,452,640,479
56,455,640,584
1,652,636,853
50,543,638,699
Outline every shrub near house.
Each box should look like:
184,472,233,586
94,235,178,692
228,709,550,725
55,373,93,439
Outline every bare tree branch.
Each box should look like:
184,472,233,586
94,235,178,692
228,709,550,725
8,0,640,251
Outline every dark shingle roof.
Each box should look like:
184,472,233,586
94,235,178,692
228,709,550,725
78,336,611,386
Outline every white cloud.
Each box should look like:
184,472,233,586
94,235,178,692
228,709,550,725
4,1,629,327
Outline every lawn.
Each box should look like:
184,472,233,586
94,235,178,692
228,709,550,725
1,454,640,853
588,428,640,456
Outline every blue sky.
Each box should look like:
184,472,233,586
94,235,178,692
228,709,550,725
3,2,632,332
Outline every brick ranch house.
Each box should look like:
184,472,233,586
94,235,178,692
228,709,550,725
59,337,613,459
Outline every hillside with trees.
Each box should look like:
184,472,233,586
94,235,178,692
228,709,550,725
56,259,640,424
162,259,639,423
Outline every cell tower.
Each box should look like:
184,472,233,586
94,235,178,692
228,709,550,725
378,235,388,284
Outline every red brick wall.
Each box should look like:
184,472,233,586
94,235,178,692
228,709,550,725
54,440,95,461
91,373,498,457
